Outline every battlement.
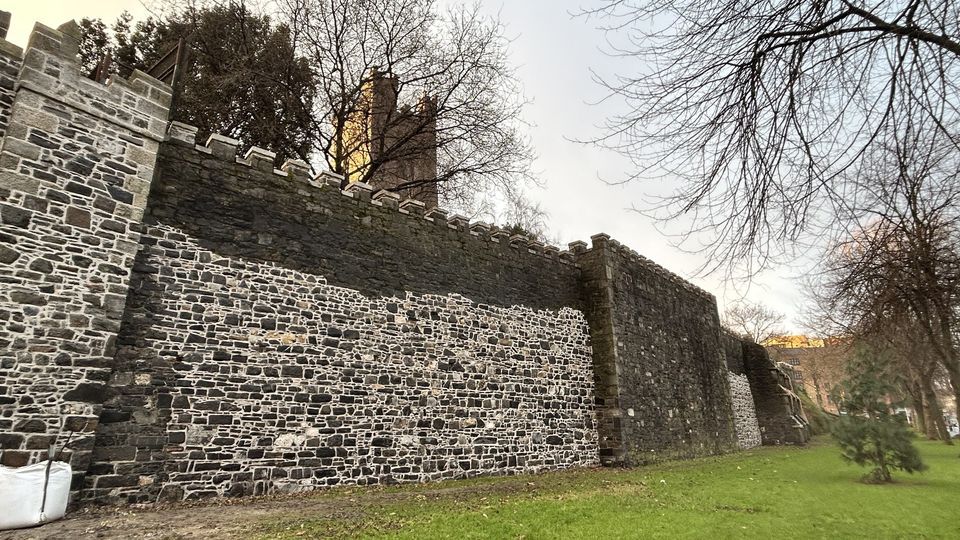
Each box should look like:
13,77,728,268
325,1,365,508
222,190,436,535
161,120,579,269
573,232,715,302
13,20,169,137
1,18,171,217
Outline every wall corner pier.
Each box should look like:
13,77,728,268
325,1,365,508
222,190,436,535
0,19,171,493
575,234,740,466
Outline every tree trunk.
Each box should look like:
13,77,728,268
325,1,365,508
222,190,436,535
922,377,952,443
911,391,927,436
931,305,960,438
942,359,960,433
812,374,825,409
874,437,891,483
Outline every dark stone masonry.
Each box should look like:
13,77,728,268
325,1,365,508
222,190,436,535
739,342,810,445
576,236,739,464
0,16,802,505
146,136,582,311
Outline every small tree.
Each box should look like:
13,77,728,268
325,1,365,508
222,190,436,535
831,349,926,483
721,301,785,344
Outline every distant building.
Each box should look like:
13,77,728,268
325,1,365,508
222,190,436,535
764,335,825,349
765,335,845,415
336,68,439,207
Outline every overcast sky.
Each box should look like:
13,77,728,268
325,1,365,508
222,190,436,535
5,0,810,332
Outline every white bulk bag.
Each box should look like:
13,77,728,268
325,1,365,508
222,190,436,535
0,461,72,530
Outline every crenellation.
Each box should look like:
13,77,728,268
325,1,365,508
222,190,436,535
509,234,529,247
316,170,343,188
165,122,198,147
589,233,610,248
372,189,401,209
342,180,373,201
469,221,491,235
399,198,425,216
204,133,240,159
491,229,510,243
424,207,447,222
446,213,469,230
280,159,311,182
243,146,276,172
567,240,587,254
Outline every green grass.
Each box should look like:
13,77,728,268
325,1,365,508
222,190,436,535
256,438,960,539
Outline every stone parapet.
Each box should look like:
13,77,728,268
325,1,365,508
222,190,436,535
165,122,580,268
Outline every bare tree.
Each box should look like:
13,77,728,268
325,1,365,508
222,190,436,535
869,316,951,440
810,123,960,437
584,1,960,274
798,341,850,412
722,300,786,344
280,0,535,206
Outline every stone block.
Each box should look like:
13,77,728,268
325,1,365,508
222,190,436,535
166,121,198,146
205,134,240,159
343,181,374,201
243,146,276,172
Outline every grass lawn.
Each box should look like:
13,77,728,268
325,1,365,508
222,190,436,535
256,438,960,539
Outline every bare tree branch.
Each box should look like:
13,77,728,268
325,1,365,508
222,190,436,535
583,1,960,276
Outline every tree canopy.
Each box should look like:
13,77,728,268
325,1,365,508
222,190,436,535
586,0,960,274
80,3,317,165
722,300,786,344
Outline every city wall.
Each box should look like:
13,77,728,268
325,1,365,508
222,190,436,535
0,19,791,504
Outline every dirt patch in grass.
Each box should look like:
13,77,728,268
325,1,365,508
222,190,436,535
1,468,595,540
7,439,958,540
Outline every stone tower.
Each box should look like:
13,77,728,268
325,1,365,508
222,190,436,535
340,68,439,208
0,17,171,484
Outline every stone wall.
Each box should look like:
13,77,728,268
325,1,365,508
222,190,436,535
81,126,594,501
575,235,739,465
1,11,785,507
0,32,20,139
741,342,809,445
84,223,596,501
0,21,170,490
721,331,745,374
727,371,762,449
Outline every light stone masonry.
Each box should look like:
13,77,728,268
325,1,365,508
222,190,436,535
0,20,171,486
85,224,598,501
728,371,762,449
